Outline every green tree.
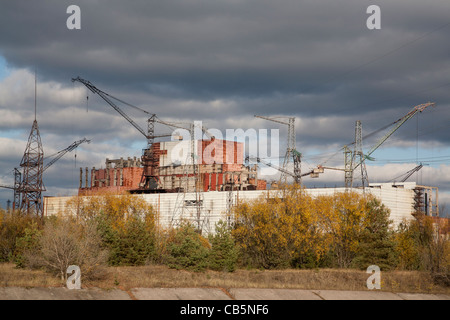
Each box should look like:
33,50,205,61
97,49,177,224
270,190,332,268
167,222,210,272
208,220,239,272
352,198,398,270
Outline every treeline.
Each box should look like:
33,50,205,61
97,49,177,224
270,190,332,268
0,188,448,285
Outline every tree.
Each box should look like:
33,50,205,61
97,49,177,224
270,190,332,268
0,209,41,262
167,222,210,272
394,220,421,270
352,198,398,270
394,214,450,285
66,192,157,266
315,192,367,268
14,221,42,268
232,185,327,269
208,220,239,272
98,213,156,266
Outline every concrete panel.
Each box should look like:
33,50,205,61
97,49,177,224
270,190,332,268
396,292,450,300
1,287,448,300
312,290,403,300
229,288,322,300
131,288,232,300
0,287,131,300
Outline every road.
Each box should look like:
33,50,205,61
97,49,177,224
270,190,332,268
0,287,449,300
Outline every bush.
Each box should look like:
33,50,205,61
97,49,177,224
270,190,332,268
167,222,210,272
208,221,238,272
14,221,42,268
68,192,157,266
31,217,108,281
0,210,41,262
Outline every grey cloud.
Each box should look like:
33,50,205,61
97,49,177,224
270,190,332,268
1,0,450,208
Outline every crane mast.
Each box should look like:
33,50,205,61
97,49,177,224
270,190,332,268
254,115,301,185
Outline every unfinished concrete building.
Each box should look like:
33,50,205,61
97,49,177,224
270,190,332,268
79,138,267,195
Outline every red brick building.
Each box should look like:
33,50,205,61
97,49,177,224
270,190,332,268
79,139,266,195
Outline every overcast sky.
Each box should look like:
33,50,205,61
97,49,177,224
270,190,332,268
0,0,449,214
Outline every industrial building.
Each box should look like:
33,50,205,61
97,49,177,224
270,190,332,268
79,139,266,195
43,182,439,234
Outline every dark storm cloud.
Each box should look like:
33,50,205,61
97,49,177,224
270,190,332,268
1,0,449,137
1,0,448,101
1,0,450,208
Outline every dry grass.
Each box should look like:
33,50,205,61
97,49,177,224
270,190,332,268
0,263,448,294
0,263,61,288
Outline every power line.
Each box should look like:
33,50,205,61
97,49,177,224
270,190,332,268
310,20,450,91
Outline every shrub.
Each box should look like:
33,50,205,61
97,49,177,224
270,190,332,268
14,221,42,268
35,217,108,281
0,210,41,262
67,192,157,266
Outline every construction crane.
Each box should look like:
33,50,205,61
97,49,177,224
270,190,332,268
43,138,91,172
391,163,424,183
365,102,435,161
0,138,90,212
316,102,435,188
245,156,316,184
254,115,302,184
350,102,435,187
72,77,173,191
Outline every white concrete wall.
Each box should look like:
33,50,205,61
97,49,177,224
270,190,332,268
43,183,419,234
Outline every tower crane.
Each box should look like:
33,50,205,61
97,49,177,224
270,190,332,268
72,77,172,191
365,102,435,161
254,115,301,184
314,102,435,188
349,102,435,187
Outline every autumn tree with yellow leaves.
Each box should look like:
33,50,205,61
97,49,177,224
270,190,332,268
232,186,397,269
66,191,157,266
232,186,327,269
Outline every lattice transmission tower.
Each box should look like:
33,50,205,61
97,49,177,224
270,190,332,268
19,75,45,216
